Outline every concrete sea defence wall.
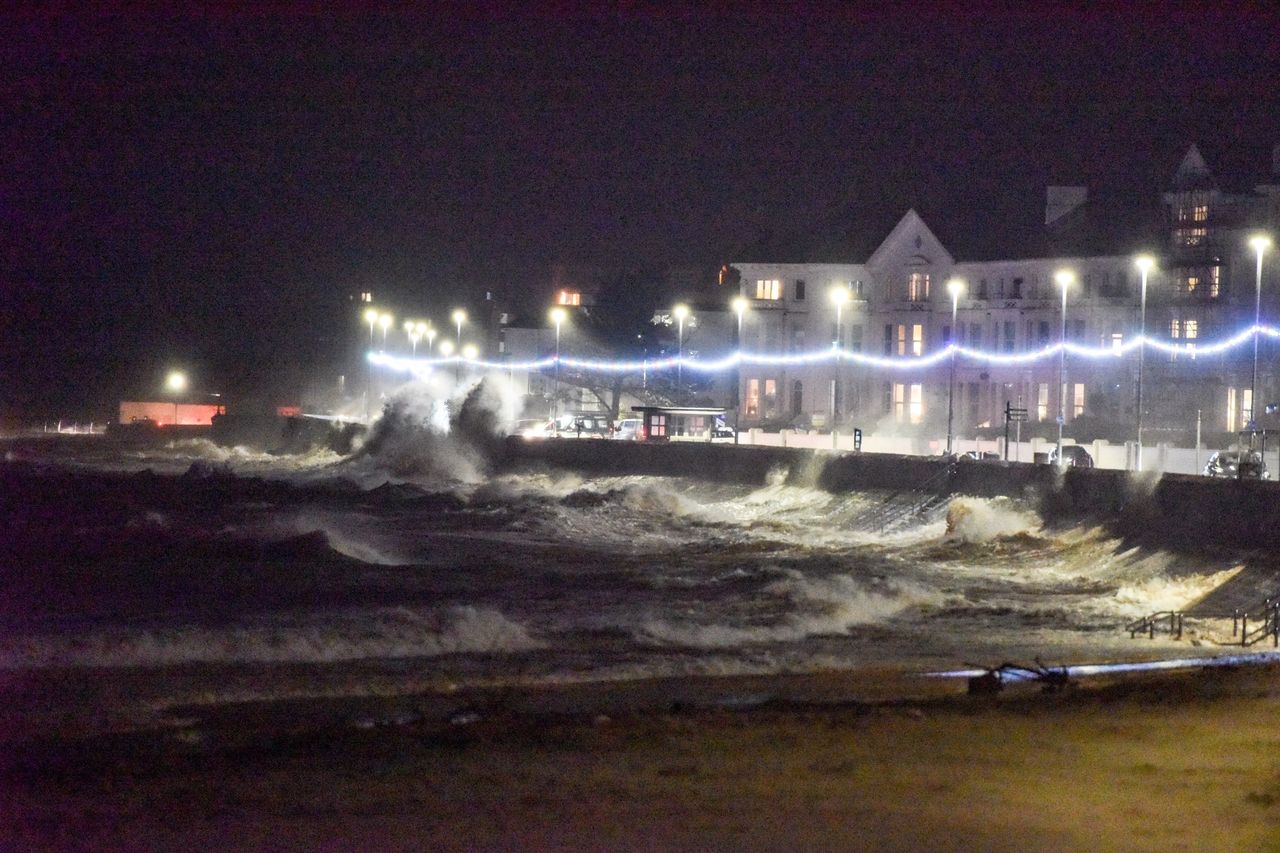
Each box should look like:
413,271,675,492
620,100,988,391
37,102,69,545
499,438,1280,552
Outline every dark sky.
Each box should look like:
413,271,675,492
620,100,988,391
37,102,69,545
3,5,1279,419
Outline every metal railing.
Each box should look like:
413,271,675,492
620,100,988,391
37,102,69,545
1233,599,1280,647
1126,610,1185,640
853,462,956,533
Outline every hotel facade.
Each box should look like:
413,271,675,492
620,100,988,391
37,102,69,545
732,146,1280,444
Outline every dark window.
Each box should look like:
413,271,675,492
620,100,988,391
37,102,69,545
884,324,893,355
794,280,806,300
792,381,803,415
1011,277,1023,298
978,279,989,299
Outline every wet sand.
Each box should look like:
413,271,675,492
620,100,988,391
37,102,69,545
5,664,1280,850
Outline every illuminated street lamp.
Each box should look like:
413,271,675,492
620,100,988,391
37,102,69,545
946,278,965,455
440,335,459,382
829,285,851,425
452,308,467,349
1249,235,1272,432
1054,270,1076,465
165,370,187,427
379,312,393,350
404,320,422,356
462,343,478,361
363,307,379,421
1134,255,1155,470
673,303,690,398
425,325,437,353
731,295,749,444
549,306,567,422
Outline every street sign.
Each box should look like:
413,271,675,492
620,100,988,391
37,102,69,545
853,427,863,452
1004,402,1028,423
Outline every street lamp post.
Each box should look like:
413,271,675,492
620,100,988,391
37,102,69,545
405,320,420,356
946,278,965,455
731,296,748,445
1249,235,1272,434
1054,270,1075,465
549,306,566,424
673,303,689,401
165,370,187,427
829,286,850,427
379,313,393,351
452,309,466,349
1134,255,1154,471
363,308,378,422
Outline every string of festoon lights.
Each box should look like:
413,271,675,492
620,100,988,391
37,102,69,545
368,324,1280,376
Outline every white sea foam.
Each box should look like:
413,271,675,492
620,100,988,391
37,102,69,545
946,497,1041,543
636,571,943,649
1112,566,1244,616
0,606,540,669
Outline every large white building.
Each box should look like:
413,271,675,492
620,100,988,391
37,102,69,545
732,146,1280,445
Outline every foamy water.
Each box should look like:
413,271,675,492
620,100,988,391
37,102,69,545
1,376,1264,725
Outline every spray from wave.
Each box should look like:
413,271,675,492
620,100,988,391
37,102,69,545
348,373,523,484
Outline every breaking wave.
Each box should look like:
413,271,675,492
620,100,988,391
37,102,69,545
636,570,944,649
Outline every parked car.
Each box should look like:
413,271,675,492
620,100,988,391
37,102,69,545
556,413,613,438
1204,450,1269,479
513,418,555,439
613,418,642,440
1049,445,1094,468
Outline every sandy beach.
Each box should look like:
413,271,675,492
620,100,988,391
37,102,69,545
5,663,1280,851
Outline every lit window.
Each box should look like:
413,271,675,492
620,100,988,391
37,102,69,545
907,272,930,302
650,415,667,438
763,379,778,419
896,324,907,356
1110,333,1123,352
1210,267,1221,298
1184,320,1198,339
892,383,924,424
1170,319,1182,338
558,289,582,306
1073,383,1085,418
1037,383,1049,421
1193,205,1208,222
746,379,760,417
1185,276,1199,293
1178,228,1207,246
911,324,924,356
1243,389,1254,426
1227,388,1237,433
754,280,782,300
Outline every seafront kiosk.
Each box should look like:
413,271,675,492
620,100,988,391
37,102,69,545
630,406,727,442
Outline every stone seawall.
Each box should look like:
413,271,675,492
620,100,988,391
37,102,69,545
498,438,1280,552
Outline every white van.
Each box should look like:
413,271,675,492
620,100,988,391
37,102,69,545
613,418,642,440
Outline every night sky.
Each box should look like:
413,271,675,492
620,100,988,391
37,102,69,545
3,6,1279,420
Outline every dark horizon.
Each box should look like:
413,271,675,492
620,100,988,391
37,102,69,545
4,6,1280,420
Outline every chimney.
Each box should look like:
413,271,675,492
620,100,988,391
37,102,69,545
1045,186,1088,226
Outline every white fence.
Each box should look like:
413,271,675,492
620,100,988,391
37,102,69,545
726,429,1251,477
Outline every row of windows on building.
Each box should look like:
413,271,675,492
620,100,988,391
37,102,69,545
744,374,1259,432
747,315,1210,359
753,267,1224,306
743,377,1088,425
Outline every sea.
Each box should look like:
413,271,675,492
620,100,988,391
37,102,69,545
0,377,1258,734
